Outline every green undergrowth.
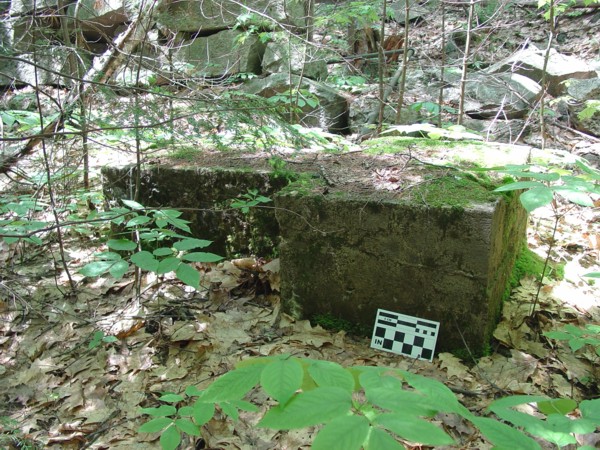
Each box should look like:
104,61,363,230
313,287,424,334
312,313,371,336
510,245,564,288
363,136,485,154
409,172,502,208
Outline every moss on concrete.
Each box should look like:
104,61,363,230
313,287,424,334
363,136,486,154
409,173,501,208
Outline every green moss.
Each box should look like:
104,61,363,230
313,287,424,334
409,173,500,208
510,245,564,288
312,313,371,336
363,136,485,154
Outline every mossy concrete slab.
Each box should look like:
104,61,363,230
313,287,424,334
275,188,526,354
101,142,540,354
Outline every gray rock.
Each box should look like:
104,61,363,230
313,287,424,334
67,0,128,36
243,72,350,133
566,78,600,138
463,73,542,120
156,0,305,33
172,30,266,77
262,35,328,80
487,46,596,96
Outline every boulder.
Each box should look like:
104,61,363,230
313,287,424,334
172,29,266,77
67,0,128,37
567,78,600,138
463,73,542,120
156,0,305,33
262,35,328,80
243,72,350,133
487,46,596,96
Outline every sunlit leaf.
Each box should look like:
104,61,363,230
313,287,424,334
138,417,173,433
260,357,304,405
312,415,370,450
175,263,199,289
182,252,223,263
258,387,352,429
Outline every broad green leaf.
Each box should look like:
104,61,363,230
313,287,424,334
174,418,201,436
260,357,304,405
131,251,159,272
165,216,191,233
358,370,403,391
160,424,181,450
490,395,549,411
312,415,370,450
230,399,259,413
519,186,554,212
471,416,541,450
160,393,185,403
364,427,406,450
534,414,577,446
200,364,264,402
308,360,355,393
156,257,181,275
173,238,212,251
544,331,573,341
139,405,177,417
175,263,200,289
109,260,130,279
401,371,467,416
185,386,204,397
258,387,352,429
219,401,240,421
122,199,144,210
138,417,173,433
94,251,122,261
494,181,545,192
182,252,224,263
153,247,175,256
365,387,437,417
125,215,152,227
79,261,113,277
580,399,600,421
554,188,594,207
374,413,455,446
157,209,183,218
501,171,560,182
192,401,215,426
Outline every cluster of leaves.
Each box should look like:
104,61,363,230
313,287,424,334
139,355,600,450
315,0,381,28
0,195,47,245
79,199,223,289
230,189,272,214
490,159,600,213
267,88,320,110
545,324,600,357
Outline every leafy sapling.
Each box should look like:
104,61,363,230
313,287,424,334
79,200,223,289
139,355,600,449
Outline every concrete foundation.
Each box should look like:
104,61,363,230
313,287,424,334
102,143,529,354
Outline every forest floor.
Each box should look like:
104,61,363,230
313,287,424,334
1,0,600,449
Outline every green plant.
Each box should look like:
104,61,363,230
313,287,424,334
79,200,223,289
267,88,319,110
88,330,118,349
139,355,600,450
230,189,272,214
545,324,600,357
0,416,39,449
578,100,600,121
491,160,599,213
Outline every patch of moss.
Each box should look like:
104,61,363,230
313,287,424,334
363,136,485,154
509,245,564,288
312,313,371,336
408,173,500,208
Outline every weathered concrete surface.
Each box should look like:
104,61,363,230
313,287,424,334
102,142,541,354
102,163,290,256
275,189,526,354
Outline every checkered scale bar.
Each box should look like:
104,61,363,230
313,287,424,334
370,309,440,362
